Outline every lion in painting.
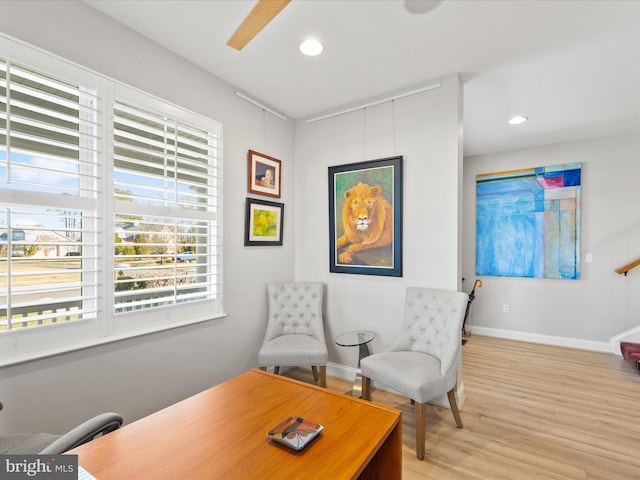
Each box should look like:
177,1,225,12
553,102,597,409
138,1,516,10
336,182,393,264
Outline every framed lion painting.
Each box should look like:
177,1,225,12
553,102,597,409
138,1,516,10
328,156,403,276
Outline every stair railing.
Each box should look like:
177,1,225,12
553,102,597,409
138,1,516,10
615,257,640,276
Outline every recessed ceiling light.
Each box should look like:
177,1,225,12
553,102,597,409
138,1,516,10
299,39,324,56
405,0,444,15
508,115,528,125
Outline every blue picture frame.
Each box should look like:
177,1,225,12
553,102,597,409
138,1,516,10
328,156,403,277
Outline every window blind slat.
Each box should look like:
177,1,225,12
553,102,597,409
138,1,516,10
9,63,99,101
9,112,99,143
10,82,98,118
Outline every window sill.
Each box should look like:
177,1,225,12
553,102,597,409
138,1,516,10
0,312,228,368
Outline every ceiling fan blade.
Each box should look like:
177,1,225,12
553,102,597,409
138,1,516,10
227,0,291,51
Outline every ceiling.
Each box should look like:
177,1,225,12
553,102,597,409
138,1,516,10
82,0,640,157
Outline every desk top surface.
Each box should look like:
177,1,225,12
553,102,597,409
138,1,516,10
69,369,401,479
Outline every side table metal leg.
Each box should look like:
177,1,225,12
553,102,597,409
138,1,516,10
351,341,370,398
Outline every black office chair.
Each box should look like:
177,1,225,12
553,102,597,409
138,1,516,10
0,412,123,454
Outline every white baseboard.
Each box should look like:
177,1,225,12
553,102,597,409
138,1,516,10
470,326,613,353
429,381,465,410
326,361,358,382
610,325,640,356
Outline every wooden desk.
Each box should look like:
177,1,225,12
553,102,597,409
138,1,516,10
69,369,401,479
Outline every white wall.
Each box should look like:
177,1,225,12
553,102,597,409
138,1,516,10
294,75,464,368
462,131,640,351
0,1,295,433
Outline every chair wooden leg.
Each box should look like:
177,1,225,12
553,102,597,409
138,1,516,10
361,376,371,401
274,366,280,375
319,366,327,388
311,366,319,381
415,401,426,460
447,389,464,428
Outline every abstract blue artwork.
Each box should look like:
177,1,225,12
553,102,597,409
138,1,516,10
476,163,581,279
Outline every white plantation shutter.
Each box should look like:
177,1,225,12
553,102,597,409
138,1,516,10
0,37,224,365
112,99,222,314
0,57,99,333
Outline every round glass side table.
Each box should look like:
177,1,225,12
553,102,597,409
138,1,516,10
335,330,376,397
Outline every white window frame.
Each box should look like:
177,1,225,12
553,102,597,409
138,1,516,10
0,35,224,367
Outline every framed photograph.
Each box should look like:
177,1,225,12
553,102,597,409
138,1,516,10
248,149,281,198
245,198,284,246
328,156,403,276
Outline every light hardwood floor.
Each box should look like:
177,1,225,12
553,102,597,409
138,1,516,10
284,335,640,479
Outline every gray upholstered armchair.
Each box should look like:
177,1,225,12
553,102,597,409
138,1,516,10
0,412,123,454
360,287,468,460
258,282,328,387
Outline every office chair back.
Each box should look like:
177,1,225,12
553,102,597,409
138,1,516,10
0,412,123,455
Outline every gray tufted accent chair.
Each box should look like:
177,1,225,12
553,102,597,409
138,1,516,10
360,287,468,460
258,282,328,387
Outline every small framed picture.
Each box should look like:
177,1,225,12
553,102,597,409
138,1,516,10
248,150,281,198
244,198,284,246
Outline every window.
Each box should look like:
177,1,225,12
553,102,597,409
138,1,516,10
0,58,99,334
112,99,221,314
0,37,223,365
